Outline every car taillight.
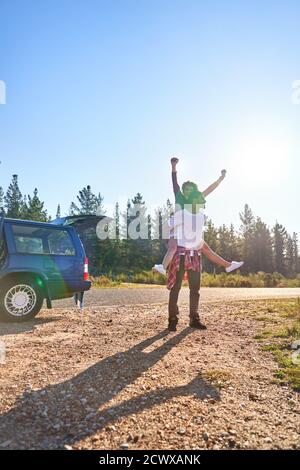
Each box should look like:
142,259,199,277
83,258,89,281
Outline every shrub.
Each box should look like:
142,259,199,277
91,271,300,288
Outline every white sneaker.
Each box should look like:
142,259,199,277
226,261,244,273
152,264,167,276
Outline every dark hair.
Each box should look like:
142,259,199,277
182,181,198,192
187,190,204,204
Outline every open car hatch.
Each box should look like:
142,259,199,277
51,215,111,230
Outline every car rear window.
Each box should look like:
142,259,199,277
11,224,76,256
0,233,7,266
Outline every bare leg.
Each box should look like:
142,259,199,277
162,238,178,270
201,241,231,268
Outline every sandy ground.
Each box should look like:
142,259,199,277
0,290,299,450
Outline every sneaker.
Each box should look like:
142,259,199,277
226,261,244,273
189,319,207,330
152,264,167,276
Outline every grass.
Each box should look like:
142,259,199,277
91,271,300,288
90,271,165,287
254,331,273,340
89,275,121,288
252,298,300,391
255,315,279,323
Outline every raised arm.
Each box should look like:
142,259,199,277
202,169,226,198
171,157,180,195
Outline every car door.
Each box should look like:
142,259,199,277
12,222,77,283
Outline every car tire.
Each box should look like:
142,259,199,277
0,277,44,322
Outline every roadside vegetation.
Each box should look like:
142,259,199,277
91,271,300,288
251,298,300,391
1,175,299,282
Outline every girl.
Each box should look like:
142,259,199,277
153,159,243,275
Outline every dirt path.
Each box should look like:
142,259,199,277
0,298,299,450
53,286,300,308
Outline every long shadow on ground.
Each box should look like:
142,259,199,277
0,328,220,449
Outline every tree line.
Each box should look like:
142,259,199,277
0,174,299,278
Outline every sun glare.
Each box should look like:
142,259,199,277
232,134,290,187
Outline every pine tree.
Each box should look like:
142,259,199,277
69,186,106,273
69,185,105,215
153,200,173,240
4,175,24,219
22,195,28,218
239,204,255,273
151,199,174,265
252,217,273,273
217,224,241,265
22,188,48,222
286,235,295,278
152,207,164,263
204,219,218,250
123,199,132,240
292,233,299,274
116,199,131,270
56,204,61,218
95,194,105,215
203,219,219,273
218,225,231,260
130,193,148,237
93,202,123,274
103,201,121,271
128,193,149,268
119,194,152,270
114,202,120,240
147,214,152,241
273,222,287,275
0,186,5,214
228,223,241,261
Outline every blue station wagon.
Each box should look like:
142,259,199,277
0,214,104,322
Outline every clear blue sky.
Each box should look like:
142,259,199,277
0,0,299,235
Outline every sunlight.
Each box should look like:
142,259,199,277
232,133,290,187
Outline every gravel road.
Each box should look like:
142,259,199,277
0,294,299,450
53,286,300,309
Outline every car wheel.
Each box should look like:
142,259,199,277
0,278,44,322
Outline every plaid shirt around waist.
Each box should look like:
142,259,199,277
167,246,202,290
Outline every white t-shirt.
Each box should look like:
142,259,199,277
168,209,205,250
